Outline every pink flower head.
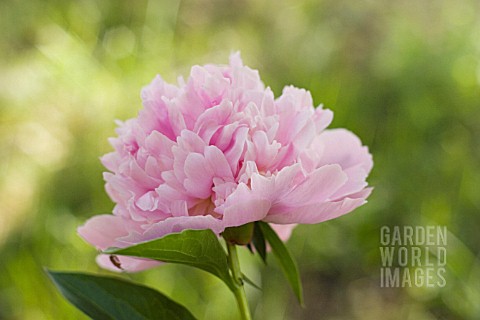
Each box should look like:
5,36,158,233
78,53,373,272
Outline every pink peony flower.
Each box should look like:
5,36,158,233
78,53,373,272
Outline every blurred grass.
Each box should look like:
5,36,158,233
1,0,480,319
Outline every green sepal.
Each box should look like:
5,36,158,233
258,222,304,306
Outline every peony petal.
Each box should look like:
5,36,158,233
249,163,303,203
251,131,281,170
223,126,248,173
278,86,314,111
78,215,128,250
219,183,271,227
166,99,187,136
144,130,175,158
190,65,230,107
171,200,189,217
126,215,225,243
330,166,369,200
193,100,234,143
205,145,234,178
183,153,214,199
96,254,160,273
280,164,347,206
312,107,333,133
264,195,368,224
136,191,159,211
316,128,373,173
229,51,243,68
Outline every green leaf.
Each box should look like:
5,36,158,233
258,222,304,306
46,270,196,320
242,273,262,290
104,229,236,291
252,222,267,263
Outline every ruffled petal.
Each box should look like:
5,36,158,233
78,214,128,250
218,183,271,227
264,190,371,224
96,254,160,273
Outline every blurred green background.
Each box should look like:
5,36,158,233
1,0,479,319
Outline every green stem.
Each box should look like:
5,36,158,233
226,241,252,320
